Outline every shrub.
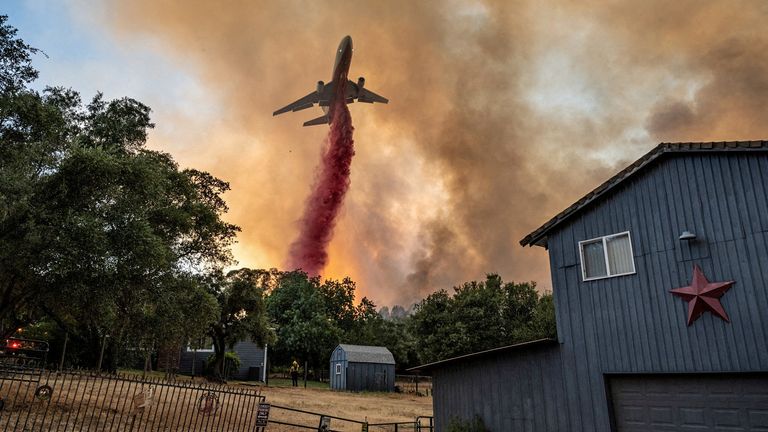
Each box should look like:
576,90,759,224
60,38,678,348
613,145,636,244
446,415,488,432
205,351,241,378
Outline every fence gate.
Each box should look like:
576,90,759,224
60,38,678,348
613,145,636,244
0,368,265,431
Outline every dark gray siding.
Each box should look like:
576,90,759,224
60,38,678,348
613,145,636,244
433,152,768,431
545,153,768,431
432,344,566,431
178,341,264,381
329,345,395,391
346,362,395,392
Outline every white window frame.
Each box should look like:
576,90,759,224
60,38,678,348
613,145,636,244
578,231,636,281
335,364,342,375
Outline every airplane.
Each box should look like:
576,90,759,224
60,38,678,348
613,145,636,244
273,35,389,126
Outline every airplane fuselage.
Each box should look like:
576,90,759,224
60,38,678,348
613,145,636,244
324,36,353,121
332,36,353,87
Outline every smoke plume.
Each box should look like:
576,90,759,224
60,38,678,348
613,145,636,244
286,93,355,276
97,0,768,305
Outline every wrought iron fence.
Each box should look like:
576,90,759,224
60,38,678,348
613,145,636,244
0,368,265,431
0,364,433,431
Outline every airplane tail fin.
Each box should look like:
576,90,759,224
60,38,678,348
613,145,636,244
303,115,330,127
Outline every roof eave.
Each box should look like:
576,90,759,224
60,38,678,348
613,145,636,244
407,338,558,372
519,141,768,247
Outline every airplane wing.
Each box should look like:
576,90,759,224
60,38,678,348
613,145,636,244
273,92,320,116
358,88,389,104
346,80,389,104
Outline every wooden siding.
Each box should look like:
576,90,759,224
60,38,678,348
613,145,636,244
433,152,768,431
178,341,264,381
346,362,395,392
546,153,768,431
329,346,395,392
432,344,565,431
330,345,346,390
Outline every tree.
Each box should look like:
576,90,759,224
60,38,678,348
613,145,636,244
0,16,239,371
203,268,277,378
266,271,341,370
410,275,556,363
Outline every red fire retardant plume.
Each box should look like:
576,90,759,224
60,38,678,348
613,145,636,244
286,94,355,276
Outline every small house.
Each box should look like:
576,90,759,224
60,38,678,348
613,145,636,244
330,344,395,392
177,339,265,381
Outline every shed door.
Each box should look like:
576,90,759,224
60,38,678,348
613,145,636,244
609,374,768,431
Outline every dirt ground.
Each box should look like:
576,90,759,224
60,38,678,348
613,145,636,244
0,370,432,431
253,383,433,425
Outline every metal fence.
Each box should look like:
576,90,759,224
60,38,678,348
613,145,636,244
394,375,431,396
259,404,433,432
0,368,265,431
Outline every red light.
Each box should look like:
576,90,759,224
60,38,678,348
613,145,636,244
9,342,21,349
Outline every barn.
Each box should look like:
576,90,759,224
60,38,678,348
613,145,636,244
329,344,395,392
413,141,768,431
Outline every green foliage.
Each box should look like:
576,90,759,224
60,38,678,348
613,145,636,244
266,271,342,370
266,271,421,371
446,416,488,432
0,15,39,92
410,274,556,363
206,351,241,378
0,17,237,369
204,268,277,377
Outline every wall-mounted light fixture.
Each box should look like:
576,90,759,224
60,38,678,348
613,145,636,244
679,230,696,241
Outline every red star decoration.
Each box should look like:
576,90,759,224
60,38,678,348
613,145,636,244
670,264,735,326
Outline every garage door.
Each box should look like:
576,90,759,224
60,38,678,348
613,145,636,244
609,374,768,431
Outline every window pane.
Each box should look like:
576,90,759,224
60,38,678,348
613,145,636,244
582,240,607,279
606,234,633,275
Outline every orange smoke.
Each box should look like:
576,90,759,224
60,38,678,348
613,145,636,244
97,0,768,305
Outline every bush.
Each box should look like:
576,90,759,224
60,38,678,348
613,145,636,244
446,415,488,432
205,351,241,378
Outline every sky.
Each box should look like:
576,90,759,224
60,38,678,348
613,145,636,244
6,0,768,307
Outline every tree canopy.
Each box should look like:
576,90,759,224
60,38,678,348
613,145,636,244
0,15,239,369
409,274,556,364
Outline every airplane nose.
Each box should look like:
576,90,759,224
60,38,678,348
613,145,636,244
344,35,353,51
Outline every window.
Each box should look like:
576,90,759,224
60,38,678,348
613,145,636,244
335,364,342,375
579,231,635,281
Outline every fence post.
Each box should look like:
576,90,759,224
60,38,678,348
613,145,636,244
97,334,109,374
304,361,308,388
415,375,419,395
58,332,68,371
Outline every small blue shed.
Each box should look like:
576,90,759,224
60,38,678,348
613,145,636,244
329,344,395,392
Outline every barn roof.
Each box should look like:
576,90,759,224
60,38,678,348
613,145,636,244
520,140,768,248
337,344,395,364
407,338,558,372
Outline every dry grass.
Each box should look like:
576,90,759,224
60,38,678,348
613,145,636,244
0,371,432,431
254,384,433,430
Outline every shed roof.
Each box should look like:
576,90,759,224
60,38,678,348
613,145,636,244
337,344,395,364
520,140,768,248
407,339,558,372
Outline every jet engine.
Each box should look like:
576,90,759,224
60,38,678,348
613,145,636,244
316,81,324,94
357,77,365,90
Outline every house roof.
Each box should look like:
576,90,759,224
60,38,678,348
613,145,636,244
520,140,768,248
407,339,558,372
337,344,395,364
